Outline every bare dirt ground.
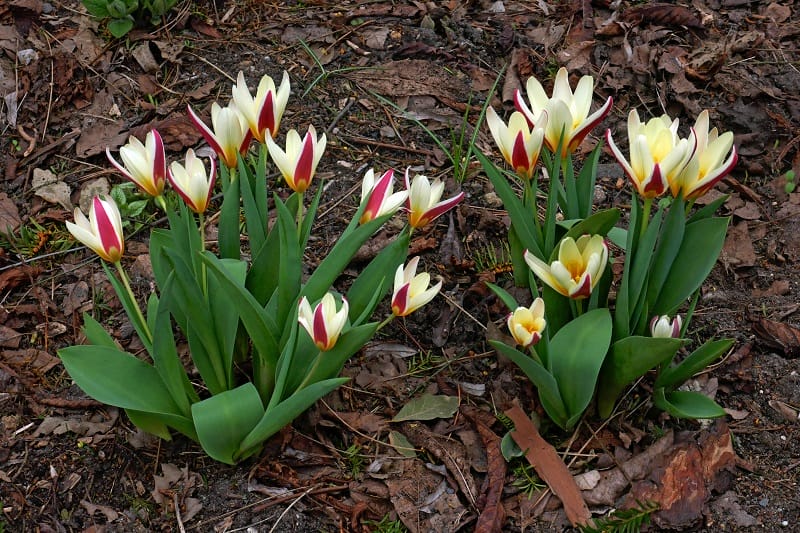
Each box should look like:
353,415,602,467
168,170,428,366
1,0,800,531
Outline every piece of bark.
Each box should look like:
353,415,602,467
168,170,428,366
504,405,591,527
463,406,505,532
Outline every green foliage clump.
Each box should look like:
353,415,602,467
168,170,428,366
83,0,178,38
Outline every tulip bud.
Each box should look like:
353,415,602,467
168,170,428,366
650,315,682,339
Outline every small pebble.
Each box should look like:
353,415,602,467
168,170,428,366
782,521,789,527
759,498,769,507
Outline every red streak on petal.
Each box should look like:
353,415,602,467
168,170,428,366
643,165,667,196
415,191,465,227
187,105,224,160
257,92,276,140
294,135,315,189
571,274,593,299
392,284,410,316
511,131,530,173
313,304,329,350
94,198,122,259
152,129,166,189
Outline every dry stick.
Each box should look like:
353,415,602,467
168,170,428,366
505,404,591,527
339,134,439,157
174,492,187,533
267,486,316,533
43,36,54,142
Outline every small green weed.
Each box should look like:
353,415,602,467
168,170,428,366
511,461,546,498
342,443,366,478
362,513,409,533
783,169,796,194
579,500,659,533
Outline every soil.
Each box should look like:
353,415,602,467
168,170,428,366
1,0,800,531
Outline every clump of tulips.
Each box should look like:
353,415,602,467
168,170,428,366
60,71,463,464
481,67,737,430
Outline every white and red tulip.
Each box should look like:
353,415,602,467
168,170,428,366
298,293,349,351
404,169,464,229
650,315,682,339
514,67,612,157
359,168,408,224
486,108,547,180
671,110,737,200
66,196,125,263
168,149,217,214
266,125,326,193
524,235,608,300
231,70,291,143
507,298,547,348
188,102,250,169
106,130,166,197
391,256,442,317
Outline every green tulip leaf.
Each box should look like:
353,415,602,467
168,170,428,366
301,211,393,304
392,394,460,422
476,151,543,259
549,308,612,428
59,345,181,417
239,378,348,454
107,17,134,38
596,336,683,419
81,313,120,349
654,389,726,419
125,409,173,441
655,338,734,390
654,216,729,315
201,252,280,370
490,341,568,428
485,282,519,313
192,382,265,465
647,197,686,310
347,229,410,325
560,208,620,254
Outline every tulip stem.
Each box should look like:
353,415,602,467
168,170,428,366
155,195,168,212
640,197,653,239
198,212,208,295
295,351,323,391
114,261,152,345
296,192,304,238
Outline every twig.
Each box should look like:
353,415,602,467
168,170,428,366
267,486,315,533
174,492,187,533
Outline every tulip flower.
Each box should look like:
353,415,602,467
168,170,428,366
106,130,166,197
404,169,465,228
514,67,612,156
524,235,608,299
486,108,547,180
391,256,442,317
266,125,327,193
650,315,682,339
66,196,125,263
168,149,217,214
231,70,291,143
188,102,251,169
670,110,738,200
606,110,695,199
507,298,546,348
359,168,409,224
298,293,349,351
